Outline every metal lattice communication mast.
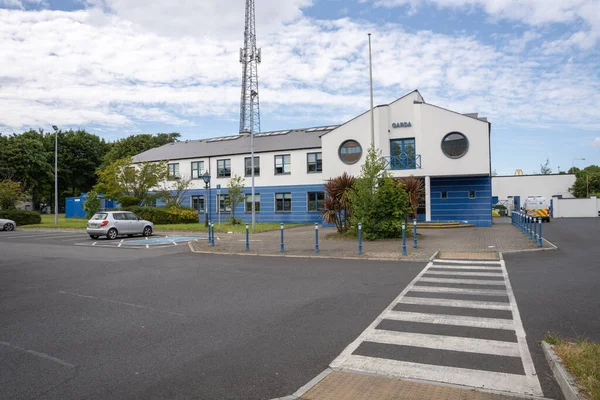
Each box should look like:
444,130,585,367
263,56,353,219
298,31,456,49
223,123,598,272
239,0,261,134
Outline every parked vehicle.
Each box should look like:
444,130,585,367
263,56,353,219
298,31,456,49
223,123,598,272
86,211,154,240
0,218,16,231
523,196,550,222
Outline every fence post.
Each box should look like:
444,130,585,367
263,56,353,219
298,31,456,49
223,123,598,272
245,223,249,251
538,218,543,248
413,219,418,248
529,217,533,240
402,221,407,256
211,223,215,246
315,223,319,253
358,223,363,255
280,223,284,253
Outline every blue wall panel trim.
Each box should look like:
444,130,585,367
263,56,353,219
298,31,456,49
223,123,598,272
178,184,327,224
430,176,492,227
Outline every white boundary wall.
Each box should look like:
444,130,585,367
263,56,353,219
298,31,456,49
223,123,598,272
552,196,599,218
492,174,575,203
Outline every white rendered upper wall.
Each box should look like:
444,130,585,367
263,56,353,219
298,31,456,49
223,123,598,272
322,91,491,179
492,174,576,201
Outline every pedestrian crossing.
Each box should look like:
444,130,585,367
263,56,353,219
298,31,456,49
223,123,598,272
330,257,543,397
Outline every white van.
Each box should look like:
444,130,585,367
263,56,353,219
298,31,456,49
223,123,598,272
523,196,550,222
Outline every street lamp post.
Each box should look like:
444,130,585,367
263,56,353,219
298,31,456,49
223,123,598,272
572,158,585,168
202,171,211,227
52,125,59,226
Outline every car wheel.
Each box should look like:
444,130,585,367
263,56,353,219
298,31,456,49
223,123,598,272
89,235,99,240
4,223,14,231
107,228,118,240
142,226,153,237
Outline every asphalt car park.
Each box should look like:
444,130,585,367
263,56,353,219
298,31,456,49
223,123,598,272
0,229,207,249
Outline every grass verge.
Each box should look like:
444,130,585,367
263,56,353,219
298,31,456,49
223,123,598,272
545,334,600,400
22,214,305,233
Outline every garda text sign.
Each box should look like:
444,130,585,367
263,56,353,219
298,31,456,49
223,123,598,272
392,122,412,128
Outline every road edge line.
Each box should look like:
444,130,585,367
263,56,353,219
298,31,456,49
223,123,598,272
541,341,579,400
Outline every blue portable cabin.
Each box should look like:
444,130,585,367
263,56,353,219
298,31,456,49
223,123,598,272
65,193,116,218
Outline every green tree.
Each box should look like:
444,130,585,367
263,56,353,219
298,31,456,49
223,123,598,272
540,158,552,174
350,146,410,240
225,175,245,224
95,157,168,207
569,166,600,198
101,132,180,169
83,191,101,218
0,179,27,210
568,167,580,174
158,176,192,208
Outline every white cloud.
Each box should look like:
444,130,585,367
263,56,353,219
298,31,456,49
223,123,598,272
0,8,599,138
369,0,600,48
592,137,600,148
0,0,45,8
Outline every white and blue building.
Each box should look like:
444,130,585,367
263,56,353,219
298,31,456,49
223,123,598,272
134,90,493,226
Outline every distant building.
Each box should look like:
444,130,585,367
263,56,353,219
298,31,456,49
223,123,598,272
133,90,493,226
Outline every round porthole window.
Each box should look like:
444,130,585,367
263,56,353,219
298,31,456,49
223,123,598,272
441,132,469,159
338,140,363,164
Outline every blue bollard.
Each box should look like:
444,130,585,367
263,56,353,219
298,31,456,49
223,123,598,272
358,223,363,255
529,217,534,240
538,218,543,248
208,220,212,242
315,223,319,253
245,223,249,251
402,221,407,256
211,223,215,246
280,223,284,253
413,219,418,248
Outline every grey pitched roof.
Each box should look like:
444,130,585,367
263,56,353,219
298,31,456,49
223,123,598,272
133,125,339,163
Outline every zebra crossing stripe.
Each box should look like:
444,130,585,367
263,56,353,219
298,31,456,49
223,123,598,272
364,329,520,357
410,286,508,296
398,296,512,311
383,310,515,330
425,270,504,277
428,265,502,270
433,259,501,265
419,277,506,286
335,355,543,396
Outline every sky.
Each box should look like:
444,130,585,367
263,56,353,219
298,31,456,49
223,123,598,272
0,0,598,175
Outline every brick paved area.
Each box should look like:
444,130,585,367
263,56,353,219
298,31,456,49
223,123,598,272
190,219,551,260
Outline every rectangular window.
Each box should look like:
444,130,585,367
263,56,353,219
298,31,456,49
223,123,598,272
275,192,292,212
441,191,448,199
274,154,291,175
390,138,417,169
307,152,322,173
217,159,231,178
307,192,325,212
191,161,204,179
245,157,260,177
245,193,261,213
168,163,180,179
469,191,476,199
218,194,230,213
191,195,204,212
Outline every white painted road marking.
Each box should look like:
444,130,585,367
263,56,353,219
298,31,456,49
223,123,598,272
58,291,185,317
0,341,76,368
330,258,543,397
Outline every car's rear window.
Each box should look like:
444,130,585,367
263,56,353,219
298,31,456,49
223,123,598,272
91,213,108,220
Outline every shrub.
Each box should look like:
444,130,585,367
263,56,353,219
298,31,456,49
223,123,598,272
123,206,198,224
83,191,101,219
0,209,41,226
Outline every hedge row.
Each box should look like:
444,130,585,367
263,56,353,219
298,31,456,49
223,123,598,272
123,206,198,224
0,209,42,226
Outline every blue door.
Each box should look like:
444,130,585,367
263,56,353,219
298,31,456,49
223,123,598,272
390,138,416,169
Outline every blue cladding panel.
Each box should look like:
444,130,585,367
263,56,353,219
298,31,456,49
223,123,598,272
430,176,492,227
182,184,326,224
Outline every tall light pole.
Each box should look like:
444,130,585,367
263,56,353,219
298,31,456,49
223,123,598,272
52,125,59,226
202,171,211,227
572,158,585,168
368,33,375,147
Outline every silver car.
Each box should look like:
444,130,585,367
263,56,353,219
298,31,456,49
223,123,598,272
0,218,16,231
86,211,154,240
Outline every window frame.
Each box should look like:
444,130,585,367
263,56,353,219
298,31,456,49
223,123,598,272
441,191,448,200
307,152,323,173
275,192,292,212
217,193,231,213
191,161,205,179
274,154,291,175
469,191,476,199
244,156,260,177
338,140,362,165
244,193,261,213
441,132,469,159
167,162,180,180
307,191,325,212
191,195,205,212
216,159,231,178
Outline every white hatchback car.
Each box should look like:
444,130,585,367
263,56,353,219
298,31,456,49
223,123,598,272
86,211,154,240
0,218,16,231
